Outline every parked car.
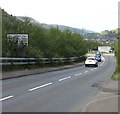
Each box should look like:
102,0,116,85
85,57,98,67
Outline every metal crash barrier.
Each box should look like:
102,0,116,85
0,56,84,66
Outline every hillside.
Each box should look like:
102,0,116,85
1,9,87,58
16,16,96,35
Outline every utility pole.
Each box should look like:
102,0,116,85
82,27,84,35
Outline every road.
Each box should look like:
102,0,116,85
2,55,116,112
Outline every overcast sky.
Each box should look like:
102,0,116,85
0,0,119,32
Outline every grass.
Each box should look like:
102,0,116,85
112,72,120,80
112,39,120,80
87,52,96,54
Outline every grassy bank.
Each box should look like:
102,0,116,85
112,39,120,80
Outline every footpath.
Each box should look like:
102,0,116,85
82,79,119,112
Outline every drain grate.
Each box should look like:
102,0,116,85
91,82,104,88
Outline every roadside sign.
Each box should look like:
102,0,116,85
7,34,28,46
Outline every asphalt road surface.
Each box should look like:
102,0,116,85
2,55,116,112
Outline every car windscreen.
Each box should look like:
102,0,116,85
95,55,100,57
87,58,95,60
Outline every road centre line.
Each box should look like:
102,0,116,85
100,62,104,66
2,57,106,101
84,71,88,73
94,68,97,70
90,69,94,71
29,82,53,92
58,76,71,82
100,57,105,66
74,73,82,76
0,95,14,102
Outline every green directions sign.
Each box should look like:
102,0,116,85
7,34,28,46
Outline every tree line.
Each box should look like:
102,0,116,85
2,9,101,58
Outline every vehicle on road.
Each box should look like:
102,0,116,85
85,57,98,67
95,51,102,62
95,51,102,57
95,55,101,62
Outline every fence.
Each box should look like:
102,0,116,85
0,56,84,66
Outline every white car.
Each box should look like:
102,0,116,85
85,57,98,67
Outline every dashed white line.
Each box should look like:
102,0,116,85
90,69,94,71
58,76,71,82
99,57,105,67
100,62,104,66
29,82,53,92
74,73,82,76
94,68,97,70
0,95,14,102
84,71,88,73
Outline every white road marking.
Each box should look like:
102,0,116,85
0,95,14,102
90,69,94,71
100,62,104,66
84,71,88,73
58,76,71,81
99,57,105,67
74,73,82,76
94,68,97,70
29,82,52,92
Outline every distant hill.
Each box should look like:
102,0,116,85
49,24,96,35
16,16,96,35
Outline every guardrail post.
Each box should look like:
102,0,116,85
26,58,29,69
66,58,70,63
50,58,53,65
37,58,41,66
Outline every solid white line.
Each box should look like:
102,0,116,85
74,73,82,76
29,82,52,92
58,76,71,81
0,95,14,102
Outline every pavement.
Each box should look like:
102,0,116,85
82,79,120,112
